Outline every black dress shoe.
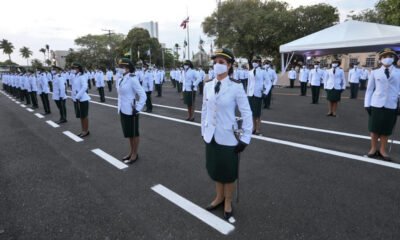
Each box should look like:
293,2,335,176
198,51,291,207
205,200,224,211
326,113,333,116
122,155,131,161
224,208,235,223
80,131,90,137
124,154,139,164
58,119,67,124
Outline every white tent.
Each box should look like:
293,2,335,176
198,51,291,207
279,20,400,72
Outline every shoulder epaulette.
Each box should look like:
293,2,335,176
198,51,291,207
229,77,241,84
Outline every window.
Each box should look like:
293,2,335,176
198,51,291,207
365,58,375,68
349,58,358,67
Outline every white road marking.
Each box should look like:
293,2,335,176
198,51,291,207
62,131,84,142
16,101,20,104
91,148,128,170
35,113,44,119
26,108,34,112
88,99,400,171
87,92,391,144
151,184,235,235
46,120,60,128
20,104,26,108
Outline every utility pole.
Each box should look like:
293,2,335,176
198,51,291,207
102,29,114,69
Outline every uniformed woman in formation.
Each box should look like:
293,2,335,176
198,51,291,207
183,60,201,121
71,62,91,137
323,59,346,117
52,66,67,124
364,48,400,161
201,48,253,222
116,58,147,164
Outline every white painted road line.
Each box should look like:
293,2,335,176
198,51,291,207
89,99,400,171
26,108,34,112
91,148,128,170
251,134,400,170
46,120,60,128
20,104,26,108
62,131,84,142
16,101,21,104
151,184,235,235
35,113,44,119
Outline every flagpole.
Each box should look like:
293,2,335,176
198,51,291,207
186,7,190,60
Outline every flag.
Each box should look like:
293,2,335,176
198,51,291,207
180,17,189,29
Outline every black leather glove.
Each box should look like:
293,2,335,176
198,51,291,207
235,141,248,153
365,107,371,116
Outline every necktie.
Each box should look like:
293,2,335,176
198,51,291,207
333,68,336,75
385,68,390,79
253,68,256,76
215,81,221,94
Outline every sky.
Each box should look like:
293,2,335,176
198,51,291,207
0,0,377,65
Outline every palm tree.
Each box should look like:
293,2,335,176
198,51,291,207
45,44,50,60
0,39,15,61
20,46,33,66
39,48,46,63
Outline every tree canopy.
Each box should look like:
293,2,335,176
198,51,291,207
202,0,339,66
351,0,400,26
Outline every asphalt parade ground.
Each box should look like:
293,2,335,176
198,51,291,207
1,82,400,240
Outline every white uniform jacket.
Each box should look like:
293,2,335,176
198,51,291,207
142,70,154,92
364,65,400,109
324,68,346,90
52,74,67,100
247,67,271,98
106,71,113,81
71,73,91,102
308,68,324,86
182,68,201,91
299,68,309,83
117,73,147,115
288,70,297,80
95,71,105,87
201,77,253,146
348,68,362,84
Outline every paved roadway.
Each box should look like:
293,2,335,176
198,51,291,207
0,82,400,240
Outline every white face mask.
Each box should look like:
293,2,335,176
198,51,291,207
117,68,125,75
354,65,358,68
381,57,394,66
264,64,270,68
71,70,77,74
314,65,319,69
252,62,258,68
213,63,228,75
332,63,338,68
183,65,189,70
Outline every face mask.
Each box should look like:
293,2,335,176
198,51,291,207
117,68,125,75
51,70,56,74
381,57,394,66
354,65,358,68
252,62,258,68
183,65,189,70
71,70,77,74
332,63,338,68
213,63,228,75
314,65,319,68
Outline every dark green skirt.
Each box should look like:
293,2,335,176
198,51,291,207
368,107,397,136
248,96,262,117
120,112,140,138
74,101,89,118
206,138,238,183
326,89,342,102
184,91,195,107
